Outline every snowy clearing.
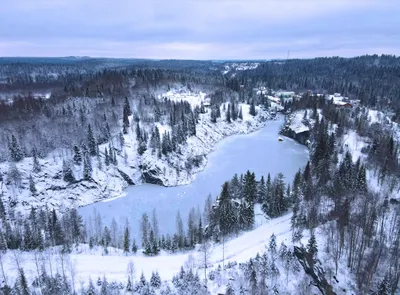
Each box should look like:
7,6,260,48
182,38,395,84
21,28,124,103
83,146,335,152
157,89,207,109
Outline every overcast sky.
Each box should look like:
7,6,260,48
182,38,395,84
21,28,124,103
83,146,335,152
0,0,399,59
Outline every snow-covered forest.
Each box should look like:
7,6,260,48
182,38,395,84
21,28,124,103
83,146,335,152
0,55,400,294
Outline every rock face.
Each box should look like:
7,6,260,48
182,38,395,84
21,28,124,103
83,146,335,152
294,246,337,295
280,109,321,145
281,128,310,145
140,165,164,186
117,169,135,185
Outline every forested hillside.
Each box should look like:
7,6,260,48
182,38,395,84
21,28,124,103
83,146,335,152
0,56,399,294
227,55,400,116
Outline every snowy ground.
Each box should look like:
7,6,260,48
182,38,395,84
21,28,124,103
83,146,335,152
1,211,357,294
284,109,322,135
222,63,259,75
157,89,207,109
342,130,369,162
1,213,292,288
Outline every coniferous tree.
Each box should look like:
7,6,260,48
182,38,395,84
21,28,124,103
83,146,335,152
243,171,257,204
62,160,75,183
269,233,277,258
86,278,96,295
135,122,141,141
123,227,130,254
9,135,23,162
249,101,256,116
377,274,390,295
139,272,147,289
307,231,318,259
123,104,130,134
124,97,132,116
152,209,159,242
270,173,287,217
240,200,254,230
257,175,267,203
23,221,34,250
218,182,236,235
211,108,217,123
70,208,83,245
226,104,231,123
29,175,36,195
261,173,272,216
249,261,257,295
238,106,243,120
73,145,82,165
150,271,162,289
32,147,41,172
231,101,238,121
131,239,138,254
0,197,5,222
0,231,7,252
100,276,108,295
176,211,184,248
126,276,133,292
83,154,92,181
188,111,196,136
140,213,150,248
198,217,203,244
104,148,110,166
103,226,111,253
19,268,29,295
108,145,114,165
87,124,97,156
149,229,155,251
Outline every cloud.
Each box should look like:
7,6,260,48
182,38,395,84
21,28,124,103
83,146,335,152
0,0,399,58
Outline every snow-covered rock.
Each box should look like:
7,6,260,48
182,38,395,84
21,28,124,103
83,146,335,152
280,109,321,145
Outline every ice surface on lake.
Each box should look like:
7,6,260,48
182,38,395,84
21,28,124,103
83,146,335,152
79,116,309,239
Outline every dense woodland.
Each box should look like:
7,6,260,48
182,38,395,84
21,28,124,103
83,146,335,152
229,55,400,116
0,56,399,294
1,55,400,163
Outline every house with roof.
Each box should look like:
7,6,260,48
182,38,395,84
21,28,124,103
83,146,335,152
326,93,352,107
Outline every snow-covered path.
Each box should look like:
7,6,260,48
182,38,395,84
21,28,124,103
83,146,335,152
210,214,291,266
2,214,292,286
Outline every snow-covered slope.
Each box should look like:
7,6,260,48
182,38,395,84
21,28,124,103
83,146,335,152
0,102,271,213
0,214,291,288
0,213,357,294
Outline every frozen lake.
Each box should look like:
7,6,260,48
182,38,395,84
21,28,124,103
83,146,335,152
79,115,309,238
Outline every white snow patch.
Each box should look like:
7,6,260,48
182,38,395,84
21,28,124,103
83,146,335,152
342,131,368,162
157,89,206,109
